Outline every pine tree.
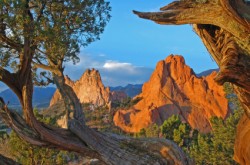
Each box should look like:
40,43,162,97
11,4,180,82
160,115,182,139
189,83,243,165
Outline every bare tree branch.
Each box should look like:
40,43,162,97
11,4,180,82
0,35,22,52
33,62,61,75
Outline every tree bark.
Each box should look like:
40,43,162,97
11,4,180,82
0,154,20,165
133,0,250,164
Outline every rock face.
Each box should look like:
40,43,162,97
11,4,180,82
114,55,229,133
234,114,250,165
50,69,127,107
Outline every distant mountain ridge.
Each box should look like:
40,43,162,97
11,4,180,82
110,84,142,98
196,68,219,77
0,87,56,109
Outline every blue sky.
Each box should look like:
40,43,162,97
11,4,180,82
64,0,218,86
0,0,218,92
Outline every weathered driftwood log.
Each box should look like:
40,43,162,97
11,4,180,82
134,0,250,164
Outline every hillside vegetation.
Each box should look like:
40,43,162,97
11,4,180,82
0,83,242,164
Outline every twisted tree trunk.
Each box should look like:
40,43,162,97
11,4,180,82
134,0,250,164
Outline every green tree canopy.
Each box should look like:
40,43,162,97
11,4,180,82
0,0,111,83
161,115,182,139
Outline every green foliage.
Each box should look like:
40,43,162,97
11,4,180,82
112,97,142,110
7,108,74,165
135,115,195,148
189,111,241,165
145,123,160,138
173,123,192,147
8,131,68,165
189,134,213,164
224,83,244,116
188,83,243,165
82,104,116,132
34,108,57,125
161,115,182,139
0,0,111,162
135,83,243,164
137,128,146,138
135,124,160,138
0,0,111,85
160,115,197,150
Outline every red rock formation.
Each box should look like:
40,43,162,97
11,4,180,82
234,114,250,165
114,55,229,133
50,69,127,107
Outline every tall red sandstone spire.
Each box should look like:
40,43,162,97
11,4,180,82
114,55,229,133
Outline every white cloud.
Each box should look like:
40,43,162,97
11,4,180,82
64,53,154,87
101,61,153,86
103,61,134,71
98,53,106,57
102,61,149,76
103,61,131,69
